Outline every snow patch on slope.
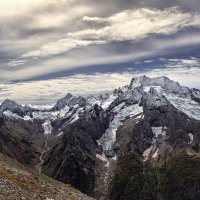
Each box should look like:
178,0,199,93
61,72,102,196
32,105,83,125
69,107,84,124
98,103,143,153
143,86,162,93
28,104,55,110
87,96,102,107
188,133,194,144
101,94,117,110
152,127,167,137
166,93,200,120
56,132,64,137
96,154,108,162
3,110,33,121
143,126,167,161
42,120,52,135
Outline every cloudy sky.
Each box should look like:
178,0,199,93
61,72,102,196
0,0,200,104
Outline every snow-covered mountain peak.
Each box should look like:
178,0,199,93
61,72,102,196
130,75,170,87
99,75,200,122
52,93,86,111
86,76,187,114
1,75,200,127
129,75,145,88
1,98,19,109
52,93,73,111
129,75,189,95
0,98,33,117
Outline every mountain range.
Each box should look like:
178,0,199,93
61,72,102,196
0,75,200,200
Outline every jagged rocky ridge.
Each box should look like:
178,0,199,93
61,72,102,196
0,75,200,200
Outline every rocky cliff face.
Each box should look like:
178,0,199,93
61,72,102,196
42,105,109,196
0,75,200,200
0,114,41,167
109,82,200,200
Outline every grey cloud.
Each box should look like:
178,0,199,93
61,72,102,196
1,0,200,40
2,0,200,41
1,30,200,82
0,66,199,105
6,7,200,69
83,0,200,15
1,0,200,83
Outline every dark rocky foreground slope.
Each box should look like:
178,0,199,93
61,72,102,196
0,75,200,200
0,153,94,200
